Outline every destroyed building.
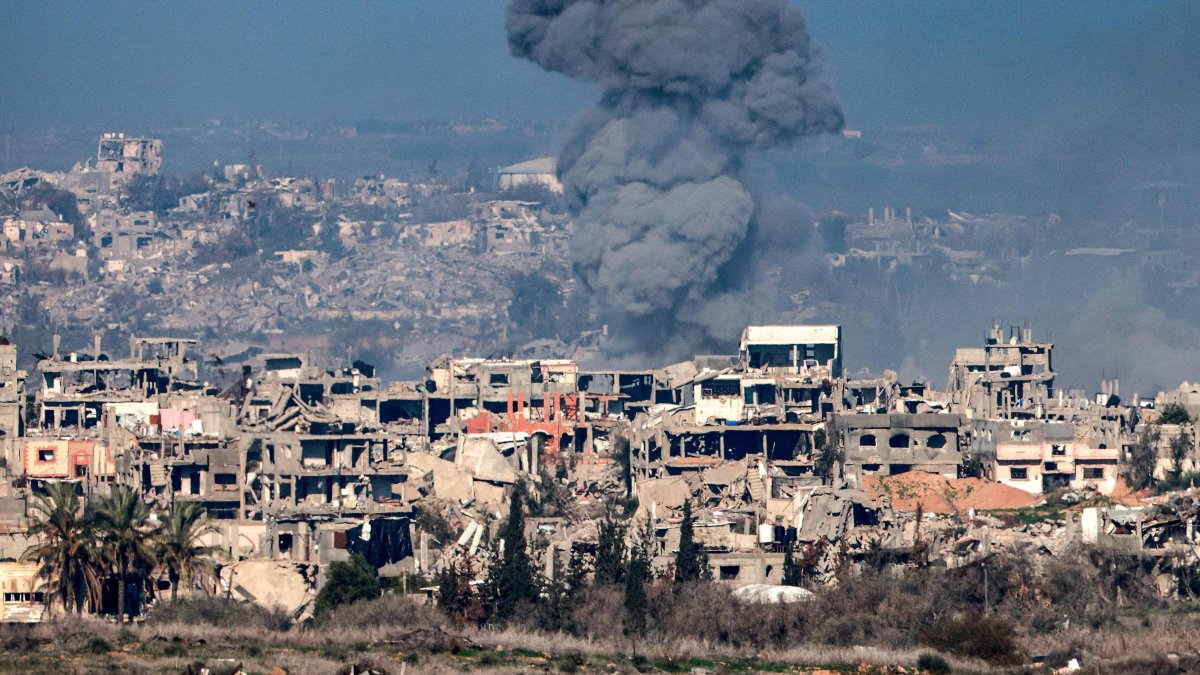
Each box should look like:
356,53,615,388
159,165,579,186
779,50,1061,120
0,340,24,467
0,316,1197,622
948,323,1054,419
835,413,964,485
95,133,162,176
90,209,161,257
974,418,1123,495
498,157,562,194
1,209,74,250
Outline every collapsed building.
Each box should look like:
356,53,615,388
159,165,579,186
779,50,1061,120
0,319,1195,620
95,133,162,177
498,157,563,194
836,413,963,485
948,323,1054,419
973,418,1123,495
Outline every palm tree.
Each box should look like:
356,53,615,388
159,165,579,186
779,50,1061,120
92,485,158,624
156,501,220,601
23,482,103,615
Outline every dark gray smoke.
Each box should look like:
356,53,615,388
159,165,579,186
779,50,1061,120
506,0,843,355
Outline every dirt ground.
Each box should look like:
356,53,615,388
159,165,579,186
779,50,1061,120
863,471,1041,514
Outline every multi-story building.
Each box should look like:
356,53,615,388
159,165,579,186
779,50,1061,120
948,323,1054,419
96,133,162,176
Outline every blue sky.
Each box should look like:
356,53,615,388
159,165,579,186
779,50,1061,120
0,1,1183,130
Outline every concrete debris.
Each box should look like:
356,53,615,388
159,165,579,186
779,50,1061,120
0,316,1196,620
408,453,474,503
731,583,814,604
456,434,520,484
2,128,1198,630
220,560,317,620
636,476,691,514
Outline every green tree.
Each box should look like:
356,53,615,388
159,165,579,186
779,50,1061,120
623,515,655,637
485,483,538,623
1159,403,1193,426
259,205,312,253
593,506,628,586
122,173,210,215
123,174,167,213
537,549,587,633
317,220,347,259
27,184,82,227
813,428,839,481
156,502,220,601
92,485,158,623
466,158,491,192
507,272,563,340
192,228,256,265
435,556,493,627
673,499,708,584
22,482,102,614
1169,429,1194,478
314,553,382,620
1123,425,1162,491
782,543,802,586
436,558,475,626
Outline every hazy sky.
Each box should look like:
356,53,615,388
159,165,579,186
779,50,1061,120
0,1,1183,131
1,0,1196,390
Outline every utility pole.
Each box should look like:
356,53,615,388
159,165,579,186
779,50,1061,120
983,561,989,614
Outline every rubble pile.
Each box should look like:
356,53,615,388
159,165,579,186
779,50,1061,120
0,262,1197,619
865,472,1040,514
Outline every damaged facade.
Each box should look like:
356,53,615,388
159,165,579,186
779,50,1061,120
1,319,1197,621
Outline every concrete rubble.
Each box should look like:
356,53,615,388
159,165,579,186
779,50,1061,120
0,270,1198,618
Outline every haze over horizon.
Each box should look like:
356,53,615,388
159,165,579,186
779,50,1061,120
2,0,1197,394
0,1,1189,135
3,5,1200,666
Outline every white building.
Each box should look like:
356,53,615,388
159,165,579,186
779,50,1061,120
739,325,842,378
96,133,162,176
499,157,562,194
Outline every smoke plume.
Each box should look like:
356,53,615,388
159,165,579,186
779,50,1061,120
506,0,843,356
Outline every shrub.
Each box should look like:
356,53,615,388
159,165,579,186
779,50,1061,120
1158,403,1193,425
0,622,38,650
87,637,113,654
1123,426,1161,490
149,596,292,632
1157,471,1200,494
319,594,445,632
567,585,624,640
555,652,587,672
920,613,1019,664
334,660,393,675
413,504,453,542
314,553,383,621
917,652,951,674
